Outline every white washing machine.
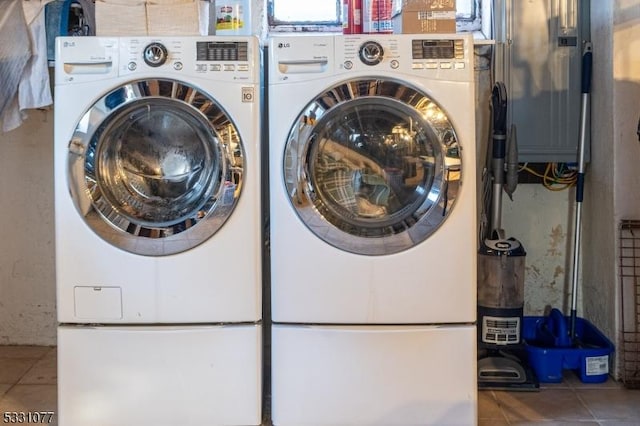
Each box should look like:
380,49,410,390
54,36,262,426
269,34,477,425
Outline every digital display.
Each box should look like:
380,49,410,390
196,42,248,61
411,39,463,60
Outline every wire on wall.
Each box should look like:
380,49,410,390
519,162,577,191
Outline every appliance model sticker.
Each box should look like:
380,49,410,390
585,355,609,376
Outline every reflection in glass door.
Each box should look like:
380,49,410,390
67,79,244,256
284,78,462,255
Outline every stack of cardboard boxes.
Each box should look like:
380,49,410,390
391,0,456,34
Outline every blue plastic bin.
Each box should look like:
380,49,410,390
523,311,615,383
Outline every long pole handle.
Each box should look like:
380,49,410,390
490,82,508,235
570,41,593,339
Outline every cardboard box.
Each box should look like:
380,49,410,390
392,0,456,34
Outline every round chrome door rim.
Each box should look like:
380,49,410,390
283,77,462,256
67,78,244,256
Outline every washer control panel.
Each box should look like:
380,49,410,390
120,37,254,79
194,41,250,72
56,36,258,85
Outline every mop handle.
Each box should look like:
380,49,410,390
576,42,592,185
570,41,593,340
581,43,593,94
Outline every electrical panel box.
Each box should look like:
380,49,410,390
505,0,590,163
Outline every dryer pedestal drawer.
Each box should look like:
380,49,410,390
271,323,477,426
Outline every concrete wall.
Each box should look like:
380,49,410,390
0,109,56,345
582,0,616,354
611,0,640,374
612,3,640,219
502,186,575,316
581,0,640,377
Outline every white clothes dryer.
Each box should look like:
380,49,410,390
269,34,477,425
55,36,262,426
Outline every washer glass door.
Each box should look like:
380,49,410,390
68,78,243,256
284,78,462,255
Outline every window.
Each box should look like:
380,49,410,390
268,0,485,34
268,0,342,32
456,0,482,32
457,0,477,20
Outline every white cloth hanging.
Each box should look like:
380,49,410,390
0,0,31,122
1,1,55,132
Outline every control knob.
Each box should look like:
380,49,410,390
359,41,384,66
143,42,168,67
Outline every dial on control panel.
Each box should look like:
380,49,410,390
359,41,384,66
143,42,168,67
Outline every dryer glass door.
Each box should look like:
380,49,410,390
283,78,461,255
67,78,243,256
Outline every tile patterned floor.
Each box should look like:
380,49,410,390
1,345,639,425
0,346,57,425
479,371,640,425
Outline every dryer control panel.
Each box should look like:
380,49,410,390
411,39,465,60
269,34,474,84
336,34,473,82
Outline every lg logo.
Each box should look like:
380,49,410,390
278,42,291,48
